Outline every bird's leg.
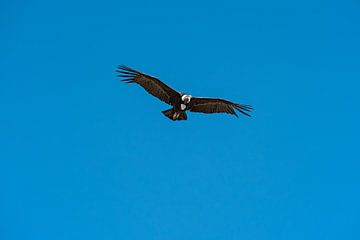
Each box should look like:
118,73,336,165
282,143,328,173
173,112,180,120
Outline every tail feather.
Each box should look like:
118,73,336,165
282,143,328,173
162,108,187,121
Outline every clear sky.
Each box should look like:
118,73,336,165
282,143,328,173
1,0,359,239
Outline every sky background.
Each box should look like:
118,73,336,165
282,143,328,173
1,0,359,239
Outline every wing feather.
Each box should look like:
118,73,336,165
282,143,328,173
117,65,180,105
188,97,253,117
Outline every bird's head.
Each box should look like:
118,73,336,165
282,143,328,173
181,94,192,104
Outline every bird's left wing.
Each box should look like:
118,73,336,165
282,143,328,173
117,65,180,105
188,97,253,117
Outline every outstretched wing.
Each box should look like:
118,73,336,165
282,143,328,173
117,65,180,106
188,97,253,117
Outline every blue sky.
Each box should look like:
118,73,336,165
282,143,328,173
1,0,359,239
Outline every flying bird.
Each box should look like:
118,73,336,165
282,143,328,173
117,65,253,121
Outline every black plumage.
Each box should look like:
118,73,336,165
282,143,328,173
117,65,253,121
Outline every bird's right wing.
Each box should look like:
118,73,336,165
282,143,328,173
117,65,180,105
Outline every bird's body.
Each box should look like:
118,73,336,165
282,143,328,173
117,65,253,121
162,94,191,120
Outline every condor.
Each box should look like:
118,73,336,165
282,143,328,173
117,65,253,121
